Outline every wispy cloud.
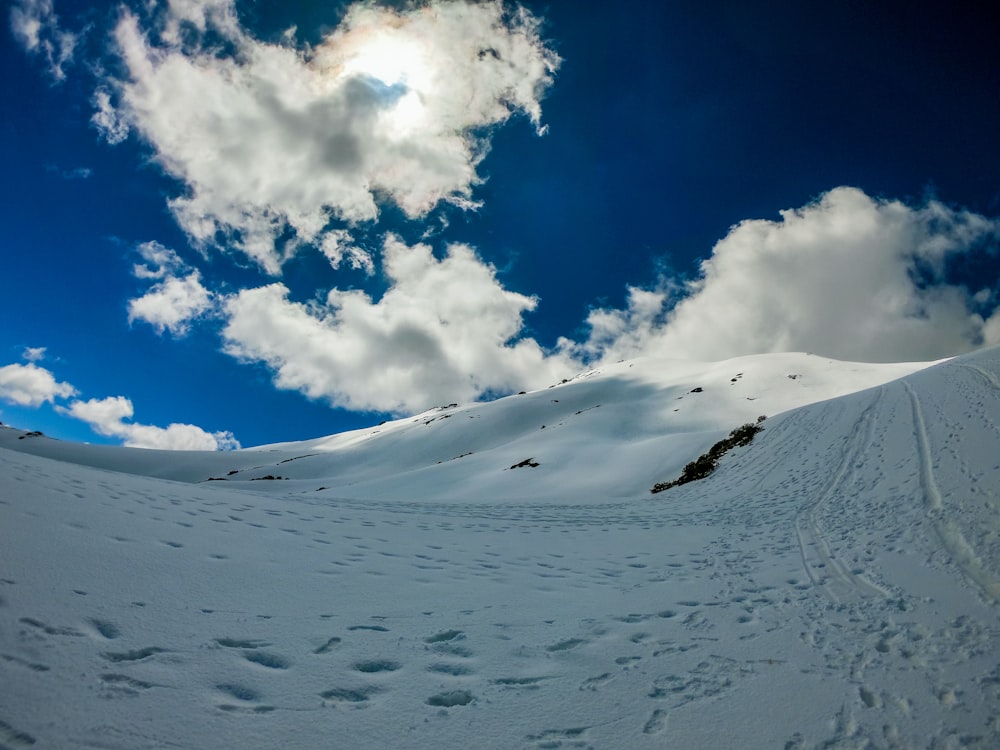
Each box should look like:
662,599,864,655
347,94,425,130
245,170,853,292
45,164,92,180
0,361,77,406
320,230,375,275
572,187,1000,364
59,396,240,450
9,0,78,82
95,0,560,274
91,88,129,144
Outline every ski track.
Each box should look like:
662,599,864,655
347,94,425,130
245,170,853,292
959,362,1000,393
905,380,1000,603
2,352,1000,748
794,387,890,604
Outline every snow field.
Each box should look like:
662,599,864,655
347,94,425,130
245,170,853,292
2,348,999,748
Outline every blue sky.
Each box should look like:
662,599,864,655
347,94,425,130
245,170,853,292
2,0,999,449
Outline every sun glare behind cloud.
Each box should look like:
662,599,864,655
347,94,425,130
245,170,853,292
339,31,431,88
324,24,436,134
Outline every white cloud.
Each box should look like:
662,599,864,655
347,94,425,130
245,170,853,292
159,0,241,46
96,0,559,273
320,230,374,275
572,187,1000,364
222,234,576,413
60,396,240,450
128,274,214,336
0,362,77,406
127,241,214,336
91,88,129,144
22,346,47,362
0,346,238,450
218,188,1000,413
10,0,77,81
131,240,185,280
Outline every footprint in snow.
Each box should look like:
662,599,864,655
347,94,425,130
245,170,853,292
431,642,473,658
492,676,546,689
643,708,669,735
103,647,167,663
320,685,382,704
546,638,587,652
243,651,289,670
579,672,613,691
313,637,341,654
424,629,464,643
0,718,37,749
526,727,589,747
217,683,261,702
1,652,51,672
19,616,84,637
101,673,154,697
426,690,474,707
352,660,400,673
216,638,269,649
427,662,474,676
217,704,275,714
88,618,120,639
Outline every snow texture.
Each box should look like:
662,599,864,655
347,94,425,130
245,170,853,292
2,349,999,748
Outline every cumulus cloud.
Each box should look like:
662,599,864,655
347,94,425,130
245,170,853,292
60,396,240,450
0,362,77,406
22,346,47,362
10,0,78,81
1,345,237,449
222,234,575,413
127,241,214,336
572,187,1000,364
128,275,213,336
96,0,560,273
211,188,1000,412
71,4,1000,416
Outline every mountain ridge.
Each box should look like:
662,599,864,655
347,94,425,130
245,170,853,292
0,350,938,502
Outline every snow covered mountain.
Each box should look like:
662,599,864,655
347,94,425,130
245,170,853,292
2,348,999,748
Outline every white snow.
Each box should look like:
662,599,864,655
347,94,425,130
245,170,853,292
2,349,999,748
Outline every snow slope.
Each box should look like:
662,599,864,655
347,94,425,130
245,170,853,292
1,352,932,502
2,349,999,748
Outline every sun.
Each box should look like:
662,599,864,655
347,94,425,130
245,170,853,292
339,31,433,90
334,30,435,133
310,11,442,133
342,34,411,86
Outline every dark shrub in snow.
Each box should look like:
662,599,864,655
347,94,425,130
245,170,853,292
651,416,766,493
